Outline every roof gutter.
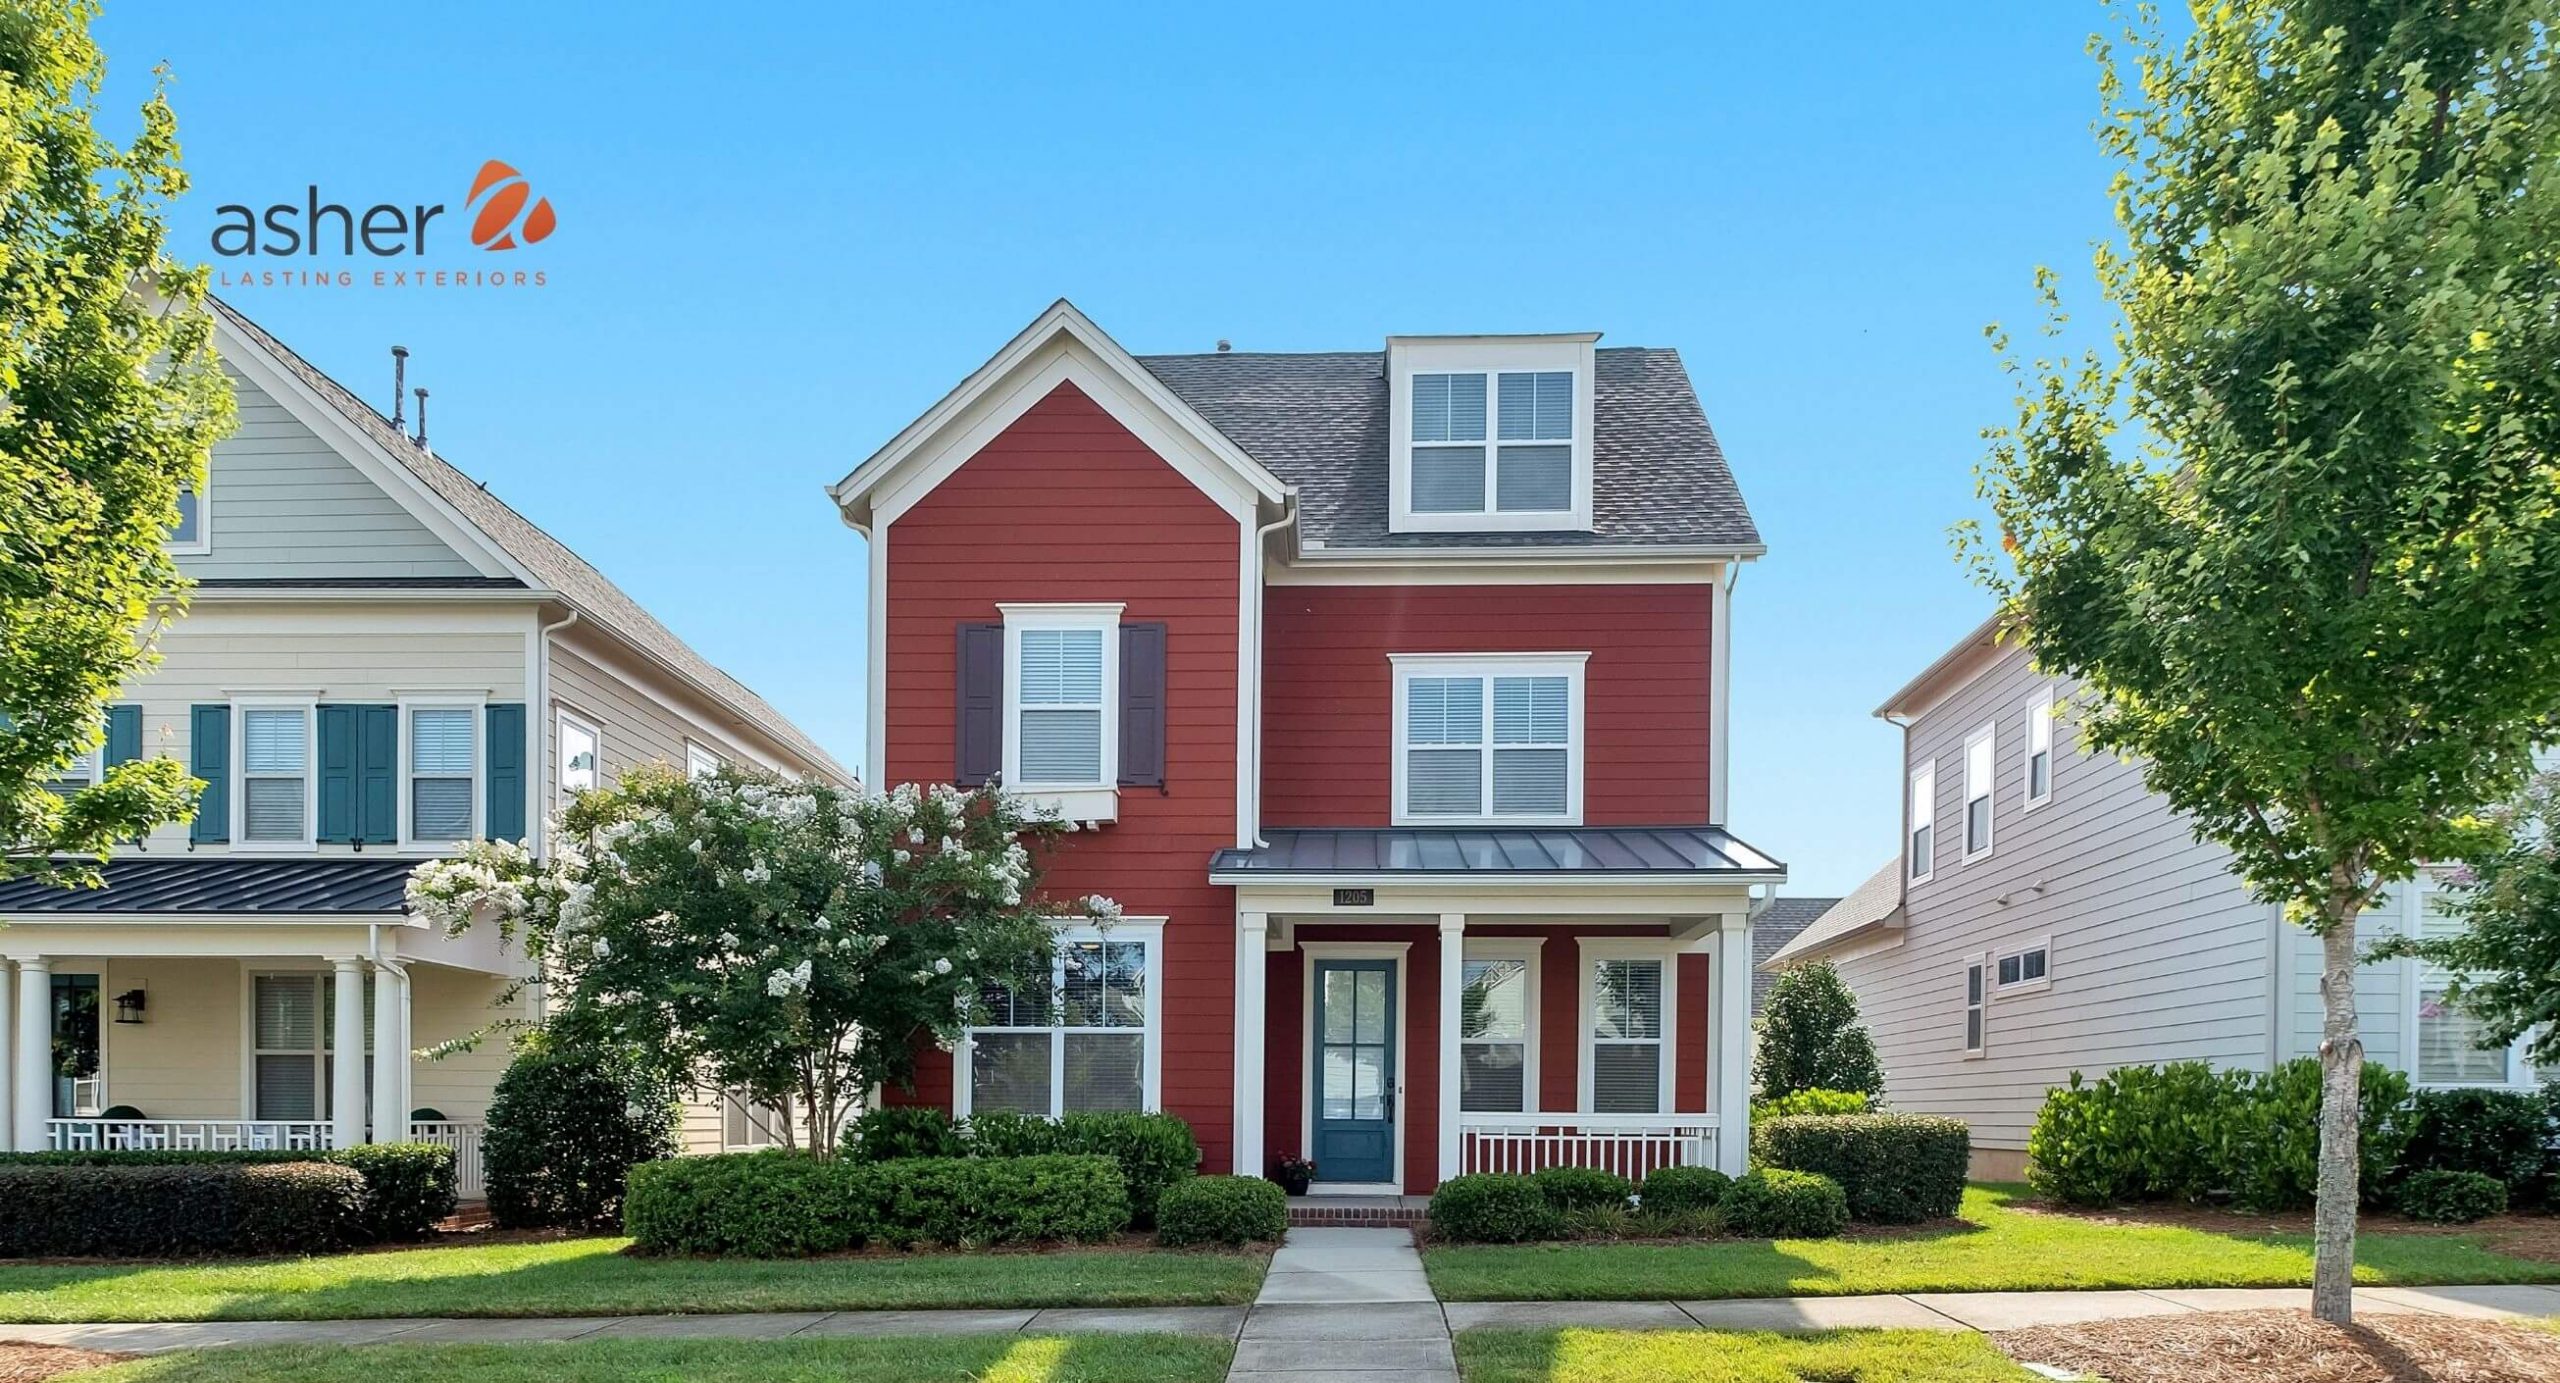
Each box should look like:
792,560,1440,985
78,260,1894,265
1291,541,1768,564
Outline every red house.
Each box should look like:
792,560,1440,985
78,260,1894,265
829,302,1780,1196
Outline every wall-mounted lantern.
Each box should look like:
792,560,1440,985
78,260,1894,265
112,989,147,1025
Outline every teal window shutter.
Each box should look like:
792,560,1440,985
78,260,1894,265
358,705,398,843
105,705,142,766
189,704,230,843
317,705,357,842
485,703,526,843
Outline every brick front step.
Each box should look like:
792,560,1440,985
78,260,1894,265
1287,1195,1429,1227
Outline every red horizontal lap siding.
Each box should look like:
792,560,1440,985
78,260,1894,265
1261,585,1713,827
881,382,1241,1171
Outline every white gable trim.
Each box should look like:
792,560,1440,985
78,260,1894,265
832,300,1289,527
210,317,540,587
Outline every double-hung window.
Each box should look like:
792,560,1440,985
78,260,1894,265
1582,947,1670,1114
170,478,208,554
558,710,600,807
686,742,723,779
2024,688,2055,809
1458,942,1541,1114
1907,762,1936,883
1962,725,1995,860
1001,604,1121,792
1393,655,1585,825
964,921,1162,1118
405,705,477,844
2414,887,2517,1085
1391,340,1594,532
251,972,368,1122
1963,957,1987,1057
239,704,314,846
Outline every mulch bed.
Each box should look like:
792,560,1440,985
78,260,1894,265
0,1344,131,1383
1997,1308,2560,1383
2017,1198,2560,1264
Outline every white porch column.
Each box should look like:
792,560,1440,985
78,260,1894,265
1438,913,1465,1184
330,958,368,1150
369,963,405,1143
0,961,15,1151
1716,913,1753,1175
13,958,51,1152
1232,912,1269,1175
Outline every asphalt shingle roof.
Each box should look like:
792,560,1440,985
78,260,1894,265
1209,826,1782,876
1765,859,1905,970
1137,347,1760,551
0,859,417,915
1752,895,1840,1016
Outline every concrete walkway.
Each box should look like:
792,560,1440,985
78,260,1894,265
1237,1227,1450,1382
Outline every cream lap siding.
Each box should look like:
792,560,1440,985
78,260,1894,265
178,369,483,582
72,957,245,1120
545,637,795,796
408,967,523,1122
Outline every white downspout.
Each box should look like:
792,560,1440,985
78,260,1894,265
532,608,580,859
1248,503,1297,848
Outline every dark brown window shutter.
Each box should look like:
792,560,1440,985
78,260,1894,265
1119,621,1167,789
955,622,1003,786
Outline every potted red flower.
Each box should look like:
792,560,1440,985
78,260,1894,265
1266,1153,1317,1196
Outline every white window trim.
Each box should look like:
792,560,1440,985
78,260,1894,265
231,698,318,852
684,741,723,779
1992,939,2052,996
1390,652,1588,827
556,706,602,807
400,697,485,852
2023,687,2055,811
1907,760,1936,885
1575,937,1678,1116
169,475,211,556
1388,339,1597,534
239,967,368,1121
1961,722,1996,863
719,1088,793,1151
1296,940,1412,1192
999,603,1124,818
955,916,1166,1120
1459,937,1545,1116
2403,881,2534,1089
1963,954,1987,1059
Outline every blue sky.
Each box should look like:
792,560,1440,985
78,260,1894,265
98,2,2122,898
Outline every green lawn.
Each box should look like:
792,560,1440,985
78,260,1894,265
66,1335,1234,1383
1454,1328,2039,1383
0,1239,1267,1324
1424,1184,2560,1301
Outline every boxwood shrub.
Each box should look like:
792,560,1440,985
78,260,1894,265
0,1143,455,1243
1155,1175,1287,1246
2396,1168,2510,1225
0,1162,367,1258
2398,1089,2552,1198
1754,1113,1969,1224
1427,1173,1559,1243
2027,1058,2415,1211
1720,1168,1848,1239
1531,1165,1634,1211
624,1152,1129,1255
483,1039,681,1232
1637,1165,1732,1215
846,1106,967,1161
965,1111,1199,1227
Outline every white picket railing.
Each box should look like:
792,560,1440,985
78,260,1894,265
47,1119,335,1153
1460,1113,1720,1181
409,1121,486,1199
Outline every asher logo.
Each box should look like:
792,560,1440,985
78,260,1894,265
466,160,556,250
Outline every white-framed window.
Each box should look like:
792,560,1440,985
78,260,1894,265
170,477,209,554
685,742,723,779
248,972,369,1121
1994,941,2050,994
46,743,100,798
2414,889,2520,1085
961,919,1164,1119
236,701,316,848
721,1089,792,1150
1907,761,1936,884
999,603,1123,792
557,709,600,806
1962,724,1995,860
1963,956,1987,1057
1579,942,1674,1115
1389,338,1595,533
1391,653,1587,825
2024,687,2055,809
402,703,479,846
1459,940,1543,1114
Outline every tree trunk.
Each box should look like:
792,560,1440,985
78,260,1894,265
2312,915,2364,1325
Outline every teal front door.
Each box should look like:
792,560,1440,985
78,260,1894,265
1312,959,1397,1185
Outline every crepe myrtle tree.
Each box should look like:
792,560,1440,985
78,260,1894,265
1969,2,2560,1324
410,765,1114,1159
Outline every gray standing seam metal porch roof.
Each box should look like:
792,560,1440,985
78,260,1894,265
0,859,419,915
1209,826,1782,877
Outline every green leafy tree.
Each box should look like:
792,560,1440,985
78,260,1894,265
0,0,234,882
412,767,1111,1158
1970,2,2560,1322
2381,771,2560,1067
1752,962,1884,1101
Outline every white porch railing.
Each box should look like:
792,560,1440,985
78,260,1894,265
47,1119,334,1153
1460,1113,1721,1181
409,1121,486,1200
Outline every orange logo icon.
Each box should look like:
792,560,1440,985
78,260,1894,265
466,160,556,251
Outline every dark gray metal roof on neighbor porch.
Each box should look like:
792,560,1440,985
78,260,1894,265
1209,827,1782,878
0,858,419,915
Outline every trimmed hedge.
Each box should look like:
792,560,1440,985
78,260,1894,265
1428,1173,1558,1243
846,1106,967,1161
0,1144,456,1243
1156,1175,1287,1246
1752,1088,1875,1122
1755,1113,1969,1224
1720,1168,1849,1238
964,1111,1199,1227
624,1152,1130,1255
2027,1059,2414,1211
1531,1165,1634,1211
1637,1165,1732,1215
2397,1169,2509,1225
2400,1089,2552,1198
0,1163,367,1258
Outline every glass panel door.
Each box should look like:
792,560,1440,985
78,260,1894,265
1311,959,1397,1185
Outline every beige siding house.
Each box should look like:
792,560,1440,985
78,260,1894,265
1768,617,2533,1179
0,301,850,1188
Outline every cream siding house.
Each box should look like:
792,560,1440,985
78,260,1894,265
0,301,850,1188
1767,617,2534,1179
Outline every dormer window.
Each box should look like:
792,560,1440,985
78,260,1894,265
1389,335,1596,534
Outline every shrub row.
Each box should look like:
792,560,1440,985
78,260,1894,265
845,1107,1199,1226
0,1163,370,1258
1427,1163,1845,1243
1751,1088,1876,1122
0,1143,457,1242
2028,1059,2422,1212
1155,1176,1288,1246
623,1152,1129,1255
1754,1113,1969,1225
